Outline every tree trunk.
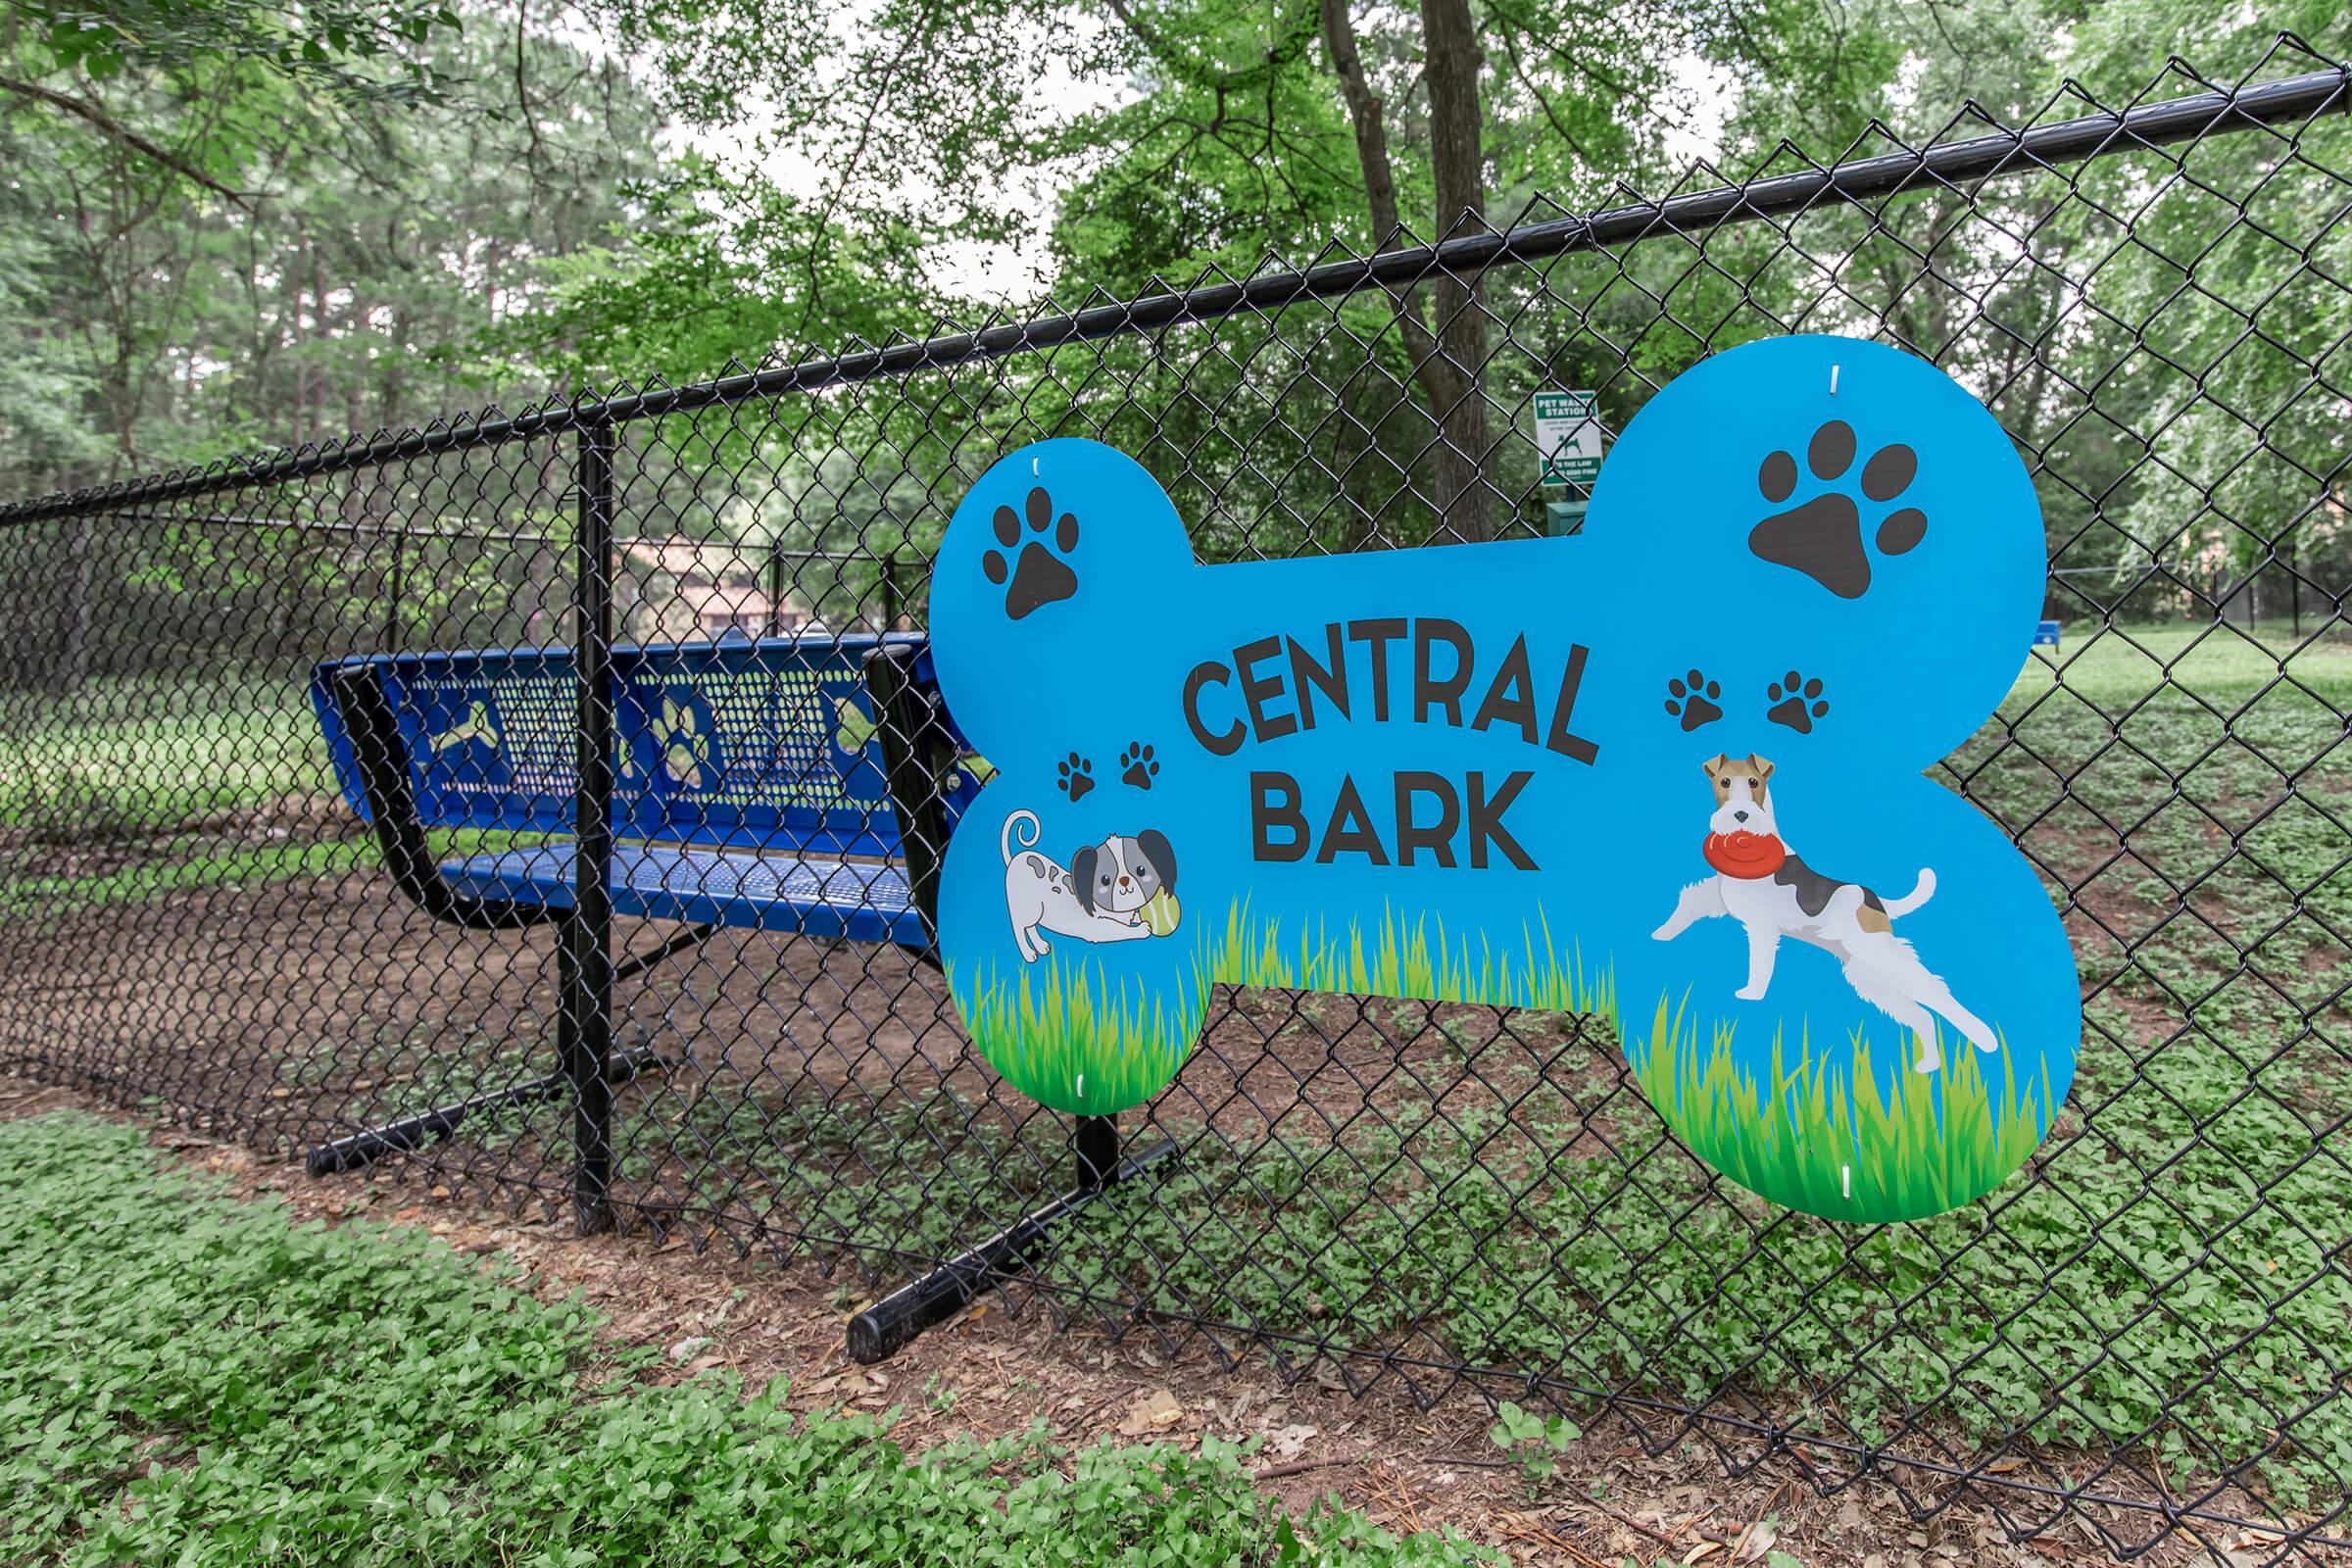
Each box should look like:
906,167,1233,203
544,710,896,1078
289,240,312,446
311,243,330,442
1319,0,1494,543
1418,0,1494,542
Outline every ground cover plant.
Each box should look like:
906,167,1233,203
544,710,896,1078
0,1111,1493,1567
676,1017,2347,1511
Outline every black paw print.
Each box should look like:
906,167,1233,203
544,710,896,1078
1747,420,1927,599
1664,669,1722,732
1766,671,1830,733
1119,741,1159,789
1056,752,1095,802
980,486,1080,620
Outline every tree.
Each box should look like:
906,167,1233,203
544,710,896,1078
582,0,1747,543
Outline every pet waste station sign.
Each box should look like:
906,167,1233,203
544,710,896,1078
926,334,2079,1222
1535,389,1602,486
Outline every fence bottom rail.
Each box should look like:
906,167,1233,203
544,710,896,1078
306,1044,675,1176
847,1116,1180,1363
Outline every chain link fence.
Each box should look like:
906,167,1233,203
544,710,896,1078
3,45,2349,1564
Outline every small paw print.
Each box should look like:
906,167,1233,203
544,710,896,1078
1766,671,1830,733
1748,420,1927,599
654,696,713,789
1663,670,1721,732
1119,741,1158,789
980,486,1080,619
1056,753,1095,802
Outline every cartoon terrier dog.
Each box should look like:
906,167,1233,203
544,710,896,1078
1650,753,1998,1072
1000,808,1178,963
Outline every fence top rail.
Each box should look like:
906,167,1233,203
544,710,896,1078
2,62,2343,530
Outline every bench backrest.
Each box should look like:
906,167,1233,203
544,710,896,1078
313,634,972,859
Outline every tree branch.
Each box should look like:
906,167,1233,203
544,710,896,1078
1316,0,1407,250
793,0,934,345
0,74,255,208
514,0,549,186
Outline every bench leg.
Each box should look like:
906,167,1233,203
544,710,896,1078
307,1045,673,1176
845,1113,1179,1363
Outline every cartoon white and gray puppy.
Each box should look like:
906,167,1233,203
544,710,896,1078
1651,753,1998,1073
1000,809,1178,962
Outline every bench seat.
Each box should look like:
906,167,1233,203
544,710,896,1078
439,843,926,948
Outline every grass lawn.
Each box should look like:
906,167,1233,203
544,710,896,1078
2005,616,2352,709
0,668,333,826
0,1112,1491,1568
0,828,557,925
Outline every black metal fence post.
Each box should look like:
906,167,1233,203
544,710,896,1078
561,415,618,1233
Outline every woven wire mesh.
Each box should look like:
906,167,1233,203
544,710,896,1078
2,46,2349,1565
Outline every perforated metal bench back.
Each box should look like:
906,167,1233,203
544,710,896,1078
313,633,941,858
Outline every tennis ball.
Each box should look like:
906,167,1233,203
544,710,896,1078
1140,888,1182,936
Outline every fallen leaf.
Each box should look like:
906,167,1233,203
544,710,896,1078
1984,1455,2026,1474
1118,1388,1184,1436
804,1368,876,1399
1683,1543,1721,1564
1732,1518,1778,1562
1265,1423,1318,1460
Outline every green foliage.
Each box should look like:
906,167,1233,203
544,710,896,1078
639,974,2347,1513
1485,1401,1578,1489
0,1110,1494,1566
31,0,461,102
0,669,331,828
0,2,663,502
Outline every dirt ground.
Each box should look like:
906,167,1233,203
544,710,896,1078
2,1070,2331,1568
0,846,1614,1148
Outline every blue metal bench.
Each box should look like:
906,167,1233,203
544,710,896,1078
305,633,976,1171
308,627,1176,1360
312,632,968,950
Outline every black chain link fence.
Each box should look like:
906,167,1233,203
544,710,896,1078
3,45,2349,1565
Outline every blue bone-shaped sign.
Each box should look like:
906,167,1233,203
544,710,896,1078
928,334,2080,1222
